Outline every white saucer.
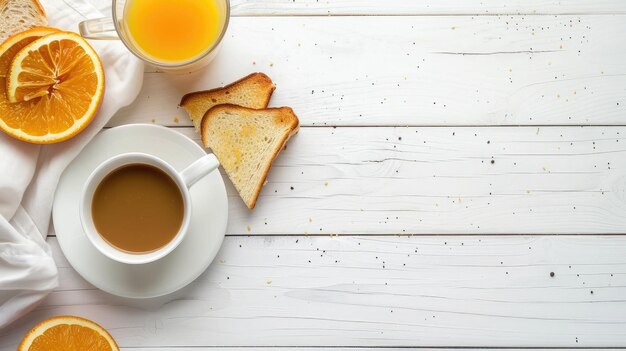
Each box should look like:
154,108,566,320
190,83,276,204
52,124,228,298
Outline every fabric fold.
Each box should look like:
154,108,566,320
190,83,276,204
0,0,144,329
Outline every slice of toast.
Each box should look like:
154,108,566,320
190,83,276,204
0,0,47,43
201,104,299,209
180,72,275,131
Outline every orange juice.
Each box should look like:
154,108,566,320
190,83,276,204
124,0,221,63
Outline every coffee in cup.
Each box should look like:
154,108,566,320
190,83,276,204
91,163,185,253
81,152,219,264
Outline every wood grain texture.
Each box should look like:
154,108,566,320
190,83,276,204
230,0,626,16
108,16,626,127
16,3,626,350
135,126,626,235
2,236,625,348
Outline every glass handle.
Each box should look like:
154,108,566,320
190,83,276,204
78,17,119,40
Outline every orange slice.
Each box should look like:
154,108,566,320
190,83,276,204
18,315,120,351
2,31,104,143
0,27,59,143
0,28,59,75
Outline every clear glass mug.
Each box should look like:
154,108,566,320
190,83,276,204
78,0,230,72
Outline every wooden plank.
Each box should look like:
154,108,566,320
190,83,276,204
108,16,626,127
3,236,626,348
230,0,626,16
90,0,626,16
128,126,626,235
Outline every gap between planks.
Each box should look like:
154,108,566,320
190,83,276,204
47,233,626,238
150,125,626,129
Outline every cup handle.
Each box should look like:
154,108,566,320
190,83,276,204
78,17,119,40
180,154,220,189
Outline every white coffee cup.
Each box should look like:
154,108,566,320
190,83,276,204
80,152,219,264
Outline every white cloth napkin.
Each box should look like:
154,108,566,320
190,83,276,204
0,0,144,328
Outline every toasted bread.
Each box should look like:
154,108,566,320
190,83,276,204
180,72,275,131
201,104,299,209
0,0,47,43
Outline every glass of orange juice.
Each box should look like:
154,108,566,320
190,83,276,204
79,0,229,72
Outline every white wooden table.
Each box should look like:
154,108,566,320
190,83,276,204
3,0,626,349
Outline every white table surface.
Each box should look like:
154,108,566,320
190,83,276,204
2,0,626,349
